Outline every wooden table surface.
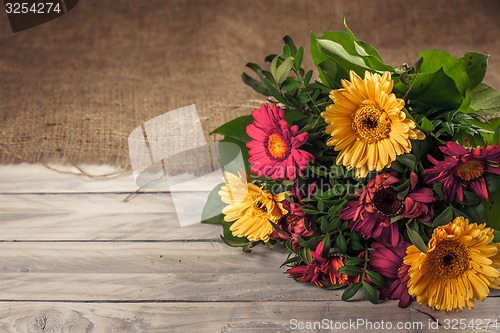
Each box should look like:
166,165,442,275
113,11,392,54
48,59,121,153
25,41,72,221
0,164,498,333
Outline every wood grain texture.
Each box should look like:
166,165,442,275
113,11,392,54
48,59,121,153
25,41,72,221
1,164,499,332
0,301,499,333
0,242,336,301
0,164,219,194
0,164,141,193
0,193,220,241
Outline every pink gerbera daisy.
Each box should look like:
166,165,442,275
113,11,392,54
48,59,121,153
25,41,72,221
246,104,314,180
341,173,435,246
370,241,413,308
424,141,500,202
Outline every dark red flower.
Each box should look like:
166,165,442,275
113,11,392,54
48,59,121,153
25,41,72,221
287,241,328,286
424,141,500,202
270,183,315,249
341,173,434,246
287,242,358,287
403,172,436,222
370,241,413,308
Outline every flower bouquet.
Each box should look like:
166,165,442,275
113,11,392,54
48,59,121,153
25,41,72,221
201,18,500,312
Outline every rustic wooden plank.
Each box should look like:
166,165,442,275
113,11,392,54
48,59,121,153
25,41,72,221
0,300,499,333
0,241,497,304
0,193,220,241
0,241,338,302
0,164,141,193
0,164,221,194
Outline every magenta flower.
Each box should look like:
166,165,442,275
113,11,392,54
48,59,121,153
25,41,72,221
370,241,413,308
246,104,314,180
270,183,315,249
404,172,436,222
341,173,435,246
287,241,328,286
424,141,500,202
287,242,358,287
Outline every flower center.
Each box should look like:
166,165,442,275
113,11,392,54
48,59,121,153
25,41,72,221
352,103,391,143
371,187,404,217
266,132,290,160
427,239,471,279
285,214,301,225
250,194,281,222
455,159,485,181
254,200,268,213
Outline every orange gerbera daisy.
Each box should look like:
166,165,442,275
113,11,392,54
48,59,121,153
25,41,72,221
404,216,500,312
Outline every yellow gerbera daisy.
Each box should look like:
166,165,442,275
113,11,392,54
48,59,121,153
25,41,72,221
404,216,500,312
321,70,425,178
218,171,287,242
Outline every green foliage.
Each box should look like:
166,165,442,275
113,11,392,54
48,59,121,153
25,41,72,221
406,223,428,253
241,35,330,115
202,16,500,306
469,83,500,116
310,16,395,89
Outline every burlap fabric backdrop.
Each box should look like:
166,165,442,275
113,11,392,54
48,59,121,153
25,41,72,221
1,0,499,169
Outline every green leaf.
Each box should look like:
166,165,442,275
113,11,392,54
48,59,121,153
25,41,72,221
464,52,488,89
362,281,379,304
442,122,455,136
280,78,302,92
284,110,308,124
323,233,332,254
433,183,444,201
221,221,252,248
299,247,313,264
393,178,411,192
344,257,365,266
211,115,252,143
280,256,301,268
217,137,251,174
494,230,500,243
338,265,363,276
469,83,500,116
317,199,325,212
283,35,297,55
276,56,295,85
394,69,462,110
336,232,347,253
406,224,428,253
495,123,500,144
310,18,394,88
342,281,362,301
241,72,271,95
282,44,291,58
270,56,279,81
460,191,481,206
483,184,500,228
464,202,489,223
365,270,385,288
302,208,321,215
419,118,435,132
201,183,225,224
396,154,416,171
294,47,304,71
419,50,470,95
310,33,346,88
433,206,454,227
